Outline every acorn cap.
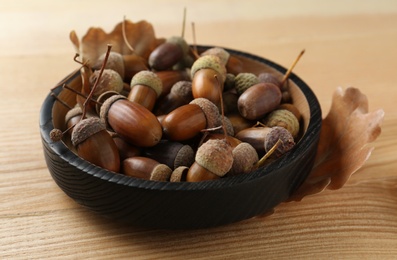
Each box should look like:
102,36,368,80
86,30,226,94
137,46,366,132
190,55,227,82
130,70,163,97
195,139,234,177
65,106,82,124
99,94,126,129
189,98,221,128
71,117,105,147
170,81,193,102
150,164,172,181
166,36,189,55
235,73,259,95
89,69,124,97
93,51,125,79
264,126,295,157
200,47,230,66
95,90,120,115
174,145,195,169
224,73,236,91
170,166,189,182
265,109,300,138
228,142,259,176
213,116,235,136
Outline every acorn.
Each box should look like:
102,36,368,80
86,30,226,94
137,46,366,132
143,140,195,170
186,139,234,182
93,52,148,82
100,94,162,147
112,135,142,161
235,126,295,157
64,106,82,134
71,117,120,172
148,36,189,71
263,109,300,138
128,70,163,111
89,69,124,97
227,113,255,135
257,72,282,87
234,72,259,95
227,142,259,176
237,82,282,120
161,97,221,141
122,157,172,181
190,55,227,105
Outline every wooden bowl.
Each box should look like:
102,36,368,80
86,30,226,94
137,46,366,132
40,46,322,229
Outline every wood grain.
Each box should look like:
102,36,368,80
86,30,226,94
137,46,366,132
1,0,397,258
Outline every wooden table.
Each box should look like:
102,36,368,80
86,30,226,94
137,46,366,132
1,1,396,258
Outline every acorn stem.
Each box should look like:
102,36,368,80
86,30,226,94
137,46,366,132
122,16,134,52
50,92,73,109
280,49,305,87
81,44,112,120
191,22,199,59
181,7,187,38
62,84,102,105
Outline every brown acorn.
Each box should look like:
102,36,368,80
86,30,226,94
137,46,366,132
122,157,172,181
186,139,234,182
100,95,162,147
237,82,282,120
161,98,221,141
128,70,163,111
190,55,227,105
149,36,189,71
71,117,120,172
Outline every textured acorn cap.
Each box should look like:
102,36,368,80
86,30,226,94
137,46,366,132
174,145,195,169
190,55,227,82
150,164,172,181
228,142,259,176
89,69,124,97
130,70,163,97
94,51,125,79
189,98,221,128
71,117,105,147
170,166,189,182
170,81,193,102
264,126,296,158
213,116,235,136
235,73,259,95
195,139,234,177
224,73,236,91
200,47,230,66
166,36,189,55
265,109,300,138
99,94,126,129
65,106,82,124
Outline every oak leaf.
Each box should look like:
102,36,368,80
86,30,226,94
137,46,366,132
70,20,164,66
288,87,384,201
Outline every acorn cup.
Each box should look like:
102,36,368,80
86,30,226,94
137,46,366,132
93,51,149,82
100,94,162,147
186,139,234,182
128,70,163,111
71,117,120,173
154,80,193,115
200,47,243,75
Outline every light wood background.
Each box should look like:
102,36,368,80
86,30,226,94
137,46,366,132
1,0,397,258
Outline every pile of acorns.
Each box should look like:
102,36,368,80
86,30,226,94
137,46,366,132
54,35,302,182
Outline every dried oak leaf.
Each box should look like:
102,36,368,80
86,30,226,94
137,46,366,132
70,20,164,66
288,87,384,201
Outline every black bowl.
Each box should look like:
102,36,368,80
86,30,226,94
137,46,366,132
40,46,322,229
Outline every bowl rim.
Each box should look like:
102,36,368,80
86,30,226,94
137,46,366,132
40,45,322,192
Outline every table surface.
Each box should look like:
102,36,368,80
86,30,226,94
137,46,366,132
1,0,397,258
